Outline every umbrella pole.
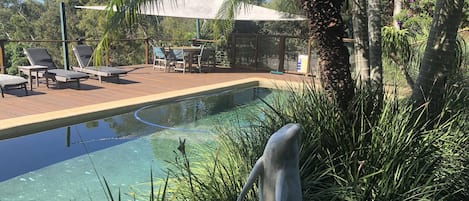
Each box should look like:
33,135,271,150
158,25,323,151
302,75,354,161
196,19,200,39
60,2,69,70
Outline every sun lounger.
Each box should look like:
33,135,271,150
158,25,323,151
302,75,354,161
72,45,128,83
0,74,28,98
24,48,89,88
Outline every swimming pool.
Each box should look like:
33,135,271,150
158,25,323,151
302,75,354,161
0,87,274,201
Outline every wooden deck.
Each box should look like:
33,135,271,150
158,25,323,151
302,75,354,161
0,65,308,121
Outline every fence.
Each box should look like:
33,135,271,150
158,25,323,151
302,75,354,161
0,34,353,76
230,33,315,75
0,38,151,74
230,34,354,76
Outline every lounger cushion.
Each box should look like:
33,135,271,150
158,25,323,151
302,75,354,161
73,45,93,67
24,48,57,69
83,66,128,76
0,74,28,88
48,69,89,80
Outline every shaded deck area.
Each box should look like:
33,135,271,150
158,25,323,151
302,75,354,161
0,65,310,121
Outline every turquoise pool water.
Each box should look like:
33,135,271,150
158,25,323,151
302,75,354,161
0,87,274,201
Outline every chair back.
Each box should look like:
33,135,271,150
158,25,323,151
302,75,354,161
73,45,94,68
197,45,205,57
23,48,57,69
200,45,214,60
170,49,184,61
153,47,166,60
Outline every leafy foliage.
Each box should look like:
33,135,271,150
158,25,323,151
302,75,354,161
162,81,468,200
382,26,411,63
382,0,468,90
1,0,191,70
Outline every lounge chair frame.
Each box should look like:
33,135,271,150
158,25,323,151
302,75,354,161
72,45,128,83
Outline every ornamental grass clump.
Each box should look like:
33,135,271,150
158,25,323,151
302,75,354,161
164,81,468,201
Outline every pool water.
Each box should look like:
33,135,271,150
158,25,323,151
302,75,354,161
0,87,274,201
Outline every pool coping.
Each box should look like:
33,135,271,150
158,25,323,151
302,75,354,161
0,77,293,140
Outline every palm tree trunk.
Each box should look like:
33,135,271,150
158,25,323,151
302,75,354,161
411,0,464,117
302,0,355,111
352,0,370,87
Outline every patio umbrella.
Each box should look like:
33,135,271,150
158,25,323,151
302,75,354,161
75,0,306,21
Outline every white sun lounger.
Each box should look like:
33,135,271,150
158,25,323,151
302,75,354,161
0,74,28,98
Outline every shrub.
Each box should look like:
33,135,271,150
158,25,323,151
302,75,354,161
164,81,468,201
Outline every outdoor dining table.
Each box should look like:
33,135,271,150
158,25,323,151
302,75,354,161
171,46,215,73
171,46,201,73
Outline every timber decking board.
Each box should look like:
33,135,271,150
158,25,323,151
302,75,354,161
0,66,307,120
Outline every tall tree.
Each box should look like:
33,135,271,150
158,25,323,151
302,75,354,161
1,0,45,74
367,0,383,107
301,0,355,111
0,6,14,39
411,0,464,117
352,0,369,86
393,0,402,30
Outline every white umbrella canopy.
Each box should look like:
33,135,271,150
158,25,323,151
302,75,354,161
75,0,306,21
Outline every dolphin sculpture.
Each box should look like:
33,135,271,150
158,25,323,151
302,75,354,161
237,123,302,201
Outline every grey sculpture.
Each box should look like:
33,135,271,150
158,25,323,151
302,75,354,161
237,123,302,201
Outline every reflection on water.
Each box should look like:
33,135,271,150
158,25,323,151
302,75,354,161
133,87,271,132
0,122,137,182
0,87,276,200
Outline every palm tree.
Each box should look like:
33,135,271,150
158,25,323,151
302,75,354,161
301,0,354,111
411,0,465,117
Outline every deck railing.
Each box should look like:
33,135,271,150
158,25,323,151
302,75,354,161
0,38,151,74
0,35,353,76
